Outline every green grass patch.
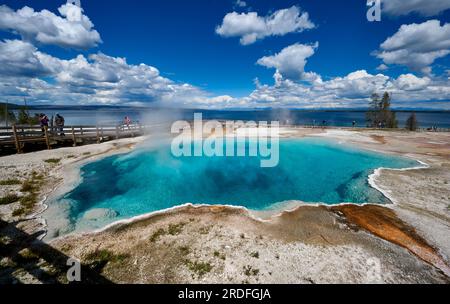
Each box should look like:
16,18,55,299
21,180,37,193
20,193,38,208
150,228,167,242
31,172,45,181
60,244,73,252
168,222,186,235
214,251,226,260
44,158,61,165
199,226,211,235
8,171,46,218
0,194,20,205
83,152,91,156
12,208,26,217
35,176,44,181
0,179,21,186
250,251,260,259
184,260,213,277
243,265,259,276
179,246,191,256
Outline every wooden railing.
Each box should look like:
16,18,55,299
0,124,149,154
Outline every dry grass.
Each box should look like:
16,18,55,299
0,194,20,205
44,158,61,165
0,179,21,186
184,259,213,277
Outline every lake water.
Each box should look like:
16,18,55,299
16,108,450,128
57,138,419,232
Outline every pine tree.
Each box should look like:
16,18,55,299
406,113,418,131
366,93,381,127
366,91,397,129
17,107,30,124
17,107,39,125
381,92,397,128
0,104,16,125
386,111,398,129
381,92,391,110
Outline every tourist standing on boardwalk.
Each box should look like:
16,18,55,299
55,114,65,136
39,114,49,134
124,116,132,129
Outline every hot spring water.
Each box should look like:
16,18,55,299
51,138,419,233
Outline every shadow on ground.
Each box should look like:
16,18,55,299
0,219,112,284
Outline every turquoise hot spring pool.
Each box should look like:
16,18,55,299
55,138,420,231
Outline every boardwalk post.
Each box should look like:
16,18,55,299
72,127,76,147
12,124,22,154
100,127,104,140
96,126,100,144
44,126,51,150
115,126,120,140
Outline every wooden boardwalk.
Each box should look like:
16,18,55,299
0,124,150,154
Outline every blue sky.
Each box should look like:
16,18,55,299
0,0,449,109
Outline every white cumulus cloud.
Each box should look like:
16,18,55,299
0,3,101,49
375,20,450,74
242,70,450,109
394,74,431,91
0,40,216,106
257,43,319,81
216,6,315,45
0,40,54,78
